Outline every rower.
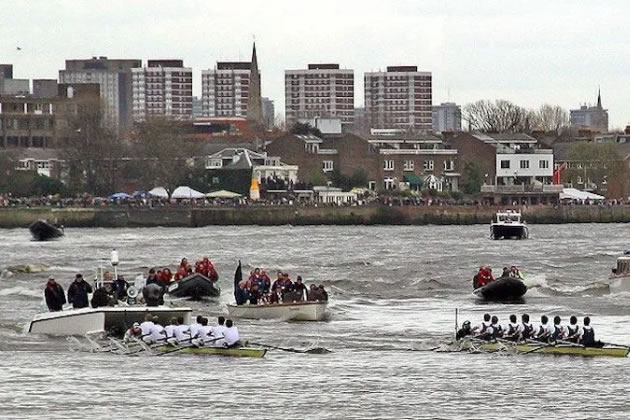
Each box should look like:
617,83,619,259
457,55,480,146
222,319,241,348
534,315,554,343
189,315,203,340
552,316,567,342
517,314,534,341
490,316,503,339
580,317,603,348
210,316,227,347
174,317,191,345
456,320,472,340
566,316,581,343
164,317,179,346
148,316,166,344
123,322,142,343
192,317,212,347
140,314,155,340
503,314,520,341
472,313,493,340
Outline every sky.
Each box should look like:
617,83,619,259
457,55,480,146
1,0,629,127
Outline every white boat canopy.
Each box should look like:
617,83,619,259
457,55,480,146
560,188,605,201
171,186,205,199
206,190,242,199
148,186,169,198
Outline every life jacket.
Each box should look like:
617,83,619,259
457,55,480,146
552,325,563,340
581,326,595,346
492,324,502,338
521,323,533,339
507,323,517,336
567,325,579,339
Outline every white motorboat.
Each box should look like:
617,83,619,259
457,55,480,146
227,301,328,321
490,210,528,240
26,306,192,336
609,254,630,293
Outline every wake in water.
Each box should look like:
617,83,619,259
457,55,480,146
524,273,610,297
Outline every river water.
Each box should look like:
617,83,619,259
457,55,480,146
1,224,629,419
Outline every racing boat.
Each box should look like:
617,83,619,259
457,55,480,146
458,339,629,358
473,276,527,301
29,219,64,241
167,273,221,300
154,345,266,358
490,210,528,240
227,301,328,321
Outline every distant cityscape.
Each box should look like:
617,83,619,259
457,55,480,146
0,43,624,204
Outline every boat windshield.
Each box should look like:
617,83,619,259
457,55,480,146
497,214,520,223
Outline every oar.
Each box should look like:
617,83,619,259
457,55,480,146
247,341,331,354
521,339,555,355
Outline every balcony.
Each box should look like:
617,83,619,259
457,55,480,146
481,184,564,194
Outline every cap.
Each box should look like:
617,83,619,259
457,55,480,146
48,275,55,281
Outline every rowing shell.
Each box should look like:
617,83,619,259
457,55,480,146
459,339,629,358
155,346,267,358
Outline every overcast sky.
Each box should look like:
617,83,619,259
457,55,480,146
1,0,629,127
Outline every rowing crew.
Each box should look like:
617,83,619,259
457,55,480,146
124,315,241,348
456,313,602,347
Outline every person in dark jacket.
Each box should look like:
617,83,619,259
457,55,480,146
67,273,93,309
44,276,66,311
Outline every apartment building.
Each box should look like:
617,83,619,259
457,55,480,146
285,64,354,129
364,66,432,133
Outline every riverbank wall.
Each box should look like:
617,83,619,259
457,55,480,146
1,205,630,228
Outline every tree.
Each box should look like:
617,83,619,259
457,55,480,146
290,122,323,137
307,168,327,187
464,99,528,133
566,142,628,197
535,104,569,135
461,161,484,194
348,168,368,188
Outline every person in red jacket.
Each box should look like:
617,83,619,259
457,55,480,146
473,266,495,289
161,267,173,284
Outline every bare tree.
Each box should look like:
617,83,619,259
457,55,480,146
464,99,528,133
535,104,569,135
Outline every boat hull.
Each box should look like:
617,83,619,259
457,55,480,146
167,273,220,300
27,306,192,336
227,301,328,321
490,224,528,240
29,220,64,241
462,340,629,358
473,277,527,301
155,346,266,358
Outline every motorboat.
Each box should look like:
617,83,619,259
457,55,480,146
227,301,328,321
609,254,630,293
167,273,221,300
27,306,192,336
490,210,528,240
29,219,64,241
473,276,527,301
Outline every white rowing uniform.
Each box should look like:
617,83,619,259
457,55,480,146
189,322,202,339
140,321,155,337
174,325,191,344
474,321,493,338
223,326,240,347
210,325,227,347
191,325,212,347
164,324,177,345
148,323,166,344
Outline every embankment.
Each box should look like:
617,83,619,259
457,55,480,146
1,205,630,228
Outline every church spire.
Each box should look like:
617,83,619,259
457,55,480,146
597,85,602,108
246,42,263,126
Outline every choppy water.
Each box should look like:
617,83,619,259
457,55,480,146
1,224,630,419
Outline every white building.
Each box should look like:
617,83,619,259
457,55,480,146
285,64,354,129
202,62,251,118
132,60,193,122
364,66,432,133
432,102,461,134
204,148,298,184
60,57,141,132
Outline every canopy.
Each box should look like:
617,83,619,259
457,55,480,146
560,188,605,201
206,190,242,199
171,186,205,199
110,192,132,200
148,187,169,198
403,174,423,186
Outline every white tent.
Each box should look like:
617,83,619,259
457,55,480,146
560,188,605,201
148,186,169,198
206,190,242,199
171,186,205,199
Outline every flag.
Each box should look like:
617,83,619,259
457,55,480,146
233,260,242,301
16,47,21,51
553,162,567,185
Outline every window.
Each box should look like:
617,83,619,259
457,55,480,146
404,160,414,171
520,160,530,169
443,160,454,171
500,160,510,169
539,160,549,169
212,176,220,185
206,158,222,169
577,176,583,184
322,160,334,173
423,160,434,171
384,177,395,190
384,160,394,171
368,181,376,191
